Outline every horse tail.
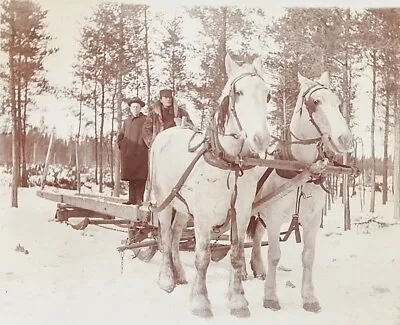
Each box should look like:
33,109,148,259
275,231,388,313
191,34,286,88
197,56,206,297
246,215,259,240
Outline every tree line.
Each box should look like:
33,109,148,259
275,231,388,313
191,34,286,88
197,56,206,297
1,1,399,222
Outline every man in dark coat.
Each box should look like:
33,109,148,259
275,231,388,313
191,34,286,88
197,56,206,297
142,88,193,147
117,97,148,205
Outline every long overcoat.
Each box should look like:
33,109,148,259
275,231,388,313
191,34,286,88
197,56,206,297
117,113,148,181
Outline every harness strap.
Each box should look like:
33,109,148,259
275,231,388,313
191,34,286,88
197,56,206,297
212,170,240,234
150,143,209,214
256,167,274,195
230,171,239,247
188,130,206,153
252,170,312,211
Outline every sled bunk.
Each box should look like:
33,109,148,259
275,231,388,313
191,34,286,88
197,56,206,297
36,190,148,224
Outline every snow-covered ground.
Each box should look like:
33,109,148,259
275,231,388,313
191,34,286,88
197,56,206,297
0,174,399,324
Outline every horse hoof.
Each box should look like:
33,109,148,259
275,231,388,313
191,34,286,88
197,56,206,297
303,302,321,313
254,273,266,280
192,308,213,318
176,279,188,285
159,281,175,293
230,307,250,318
161,285,175,293
263,299,281,311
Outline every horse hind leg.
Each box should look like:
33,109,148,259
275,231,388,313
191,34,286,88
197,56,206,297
301,216,321,313
248,215,267,280
263,220,282,311
171,210,189,285
190,220,212,318
157,207,176,293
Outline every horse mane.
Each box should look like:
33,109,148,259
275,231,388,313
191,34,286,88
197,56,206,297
216,63,258,134
217,95,230,133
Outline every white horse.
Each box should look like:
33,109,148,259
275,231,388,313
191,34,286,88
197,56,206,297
247,72,355,313
147,54,271,318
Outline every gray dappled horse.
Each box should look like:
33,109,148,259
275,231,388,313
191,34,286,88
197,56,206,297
147,54,271,318
247,71,355,313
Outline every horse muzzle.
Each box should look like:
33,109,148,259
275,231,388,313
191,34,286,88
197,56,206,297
338,134,355,153
248,132,270,155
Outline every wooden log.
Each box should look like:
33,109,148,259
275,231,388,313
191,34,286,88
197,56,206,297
74,193,127,204
56,204,115,220
37,190,146,222
87,219,131,225
41,130,54,190
118,239,158,251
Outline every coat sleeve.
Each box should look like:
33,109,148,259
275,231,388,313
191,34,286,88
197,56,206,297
117,121,125,149
142,113,154,148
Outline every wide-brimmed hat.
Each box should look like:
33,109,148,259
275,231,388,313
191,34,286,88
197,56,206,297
159,89,173,98
127,97,145,107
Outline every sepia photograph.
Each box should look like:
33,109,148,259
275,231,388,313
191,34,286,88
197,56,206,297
0,0,399,323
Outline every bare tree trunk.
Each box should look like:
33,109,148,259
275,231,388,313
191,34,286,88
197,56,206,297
99,78,105,194
32,141,37,164
9,38,19,207
93,82,99,184
16,55,23,188
110,80,117,188
334,174,338,199
113,8,123,197
394,85,400,221
382,86,390,205
323,193,327,216
144,6,151,105
342,10,351,231
19,78,28,187
370,49,377,213
76,76,84,194
218,7,228,88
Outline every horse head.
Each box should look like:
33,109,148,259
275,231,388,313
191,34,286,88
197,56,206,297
291,72,355,156
216,53,271,157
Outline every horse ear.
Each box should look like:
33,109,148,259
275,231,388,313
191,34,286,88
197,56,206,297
318,71,330,87
298,72,313,88
252,57,264,76
225,53,239,77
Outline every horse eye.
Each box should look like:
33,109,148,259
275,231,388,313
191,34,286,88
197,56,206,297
235,90,243,96
313,99,320,105
267,93,271,103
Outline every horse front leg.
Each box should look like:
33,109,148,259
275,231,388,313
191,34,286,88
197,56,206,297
190,222,212,318
250,217,267,280
301,215,321,313
228,213,250,318
171,210,189,285
263,220,282,311
157,207,176,293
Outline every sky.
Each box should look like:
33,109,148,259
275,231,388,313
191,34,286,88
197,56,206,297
1,0,398,158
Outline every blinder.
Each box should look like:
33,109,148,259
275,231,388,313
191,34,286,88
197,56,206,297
300,84,327,116
299,84,328,138
217,72,266,139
